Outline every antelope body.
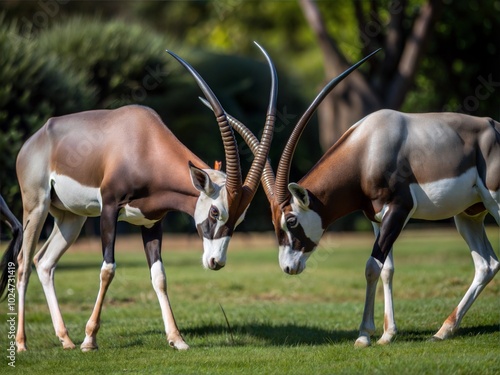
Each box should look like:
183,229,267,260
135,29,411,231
10,45,277,352
219,50,500,346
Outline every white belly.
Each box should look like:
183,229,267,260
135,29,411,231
51,173,102,216
51,173,158,228
410,168,481,220
117,204,157,228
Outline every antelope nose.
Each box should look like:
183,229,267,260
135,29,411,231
209,258,225,271
284,266,297,275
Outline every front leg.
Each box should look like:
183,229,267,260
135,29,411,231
355,204,411,348
355,255,382,348
81,203,117,351
142,221,189,350
377,250,397,345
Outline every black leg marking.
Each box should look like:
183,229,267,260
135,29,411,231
142,221,163,268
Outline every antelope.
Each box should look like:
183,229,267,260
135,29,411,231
9,43,277,352
205,50,500,347
0,195,23,296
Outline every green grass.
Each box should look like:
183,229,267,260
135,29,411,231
1,228,499,374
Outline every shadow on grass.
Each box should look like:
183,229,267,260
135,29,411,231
185,323,356,346
107,322,498,349
178,322,499,347
397,324,500,342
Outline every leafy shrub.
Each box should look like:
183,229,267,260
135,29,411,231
0,15,96,217
35,17,181,109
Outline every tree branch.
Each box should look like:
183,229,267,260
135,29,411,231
382,0,407,79
385,0,442,109
298,0,348,78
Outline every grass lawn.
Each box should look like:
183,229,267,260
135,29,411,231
1,227,499,374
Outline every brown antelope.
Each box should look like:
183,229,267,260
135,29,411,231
11,43,277,352
0,195,23,297
205,50,500,347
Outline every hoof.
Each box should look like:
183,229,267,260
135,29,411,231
354,337,371,348
80,345,98,352
169,339,189,351
376,333,394,346
428,336,443,342
80,339,98,352
61,338,76,350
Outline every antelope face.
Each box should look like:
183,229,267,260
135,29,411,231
274,183,324,275
190,165,246,271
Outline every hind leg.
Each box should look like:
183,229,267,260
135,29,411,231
433,211,500,340
16,193,50,352
33,206,86,349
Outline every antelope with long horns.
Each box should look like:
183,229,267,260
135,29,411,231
11,43,277,352
207,49,500,347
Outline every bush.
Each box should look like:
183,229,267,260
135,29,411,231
0,15,96,218
35,17,181,109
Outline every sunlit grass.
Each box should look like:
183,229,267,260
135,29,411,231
2,228,499,374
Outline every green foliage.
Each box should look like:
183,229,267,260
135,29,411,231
6,229,499,374
403,0,500,117
0,15,95,215
35,17,178,109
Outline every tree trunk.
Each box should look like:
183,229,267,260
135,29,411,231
299,0,442,151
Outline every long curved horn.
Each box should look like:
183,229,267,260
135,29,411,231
200,97,276,200
240,42,277,204
222,106,276,200
199,97,276,199
274,48,381,204
166,50,242,194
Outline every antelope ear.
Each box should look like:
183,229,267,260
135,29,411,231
288,183,310,208
189,162,215,196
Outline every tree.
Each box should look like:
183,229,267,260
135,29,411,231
299,0,444,150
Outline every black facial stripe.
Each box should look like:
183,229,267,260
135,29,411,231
196,214,217,239
279,223,317,253
196,216,232,240
215,225,232,238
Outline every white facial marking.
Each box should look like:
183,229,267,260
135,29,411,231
278,240,310,275
191,169,232,270
193,169,228,226
202,236,229,270
277,197,323,275
290,198,323,244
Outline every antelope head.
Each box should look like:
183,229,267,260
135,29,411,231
168,43,277,270
202,49,380,274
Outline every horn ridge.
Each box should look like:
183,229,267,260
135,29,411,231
199,97,276,200
274,48,381,204
229,114,275,200
241,42,278,203
167,50,242,192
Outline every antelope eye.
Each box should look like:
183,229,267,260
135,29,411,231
286,215,298,229
209,205,220,219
